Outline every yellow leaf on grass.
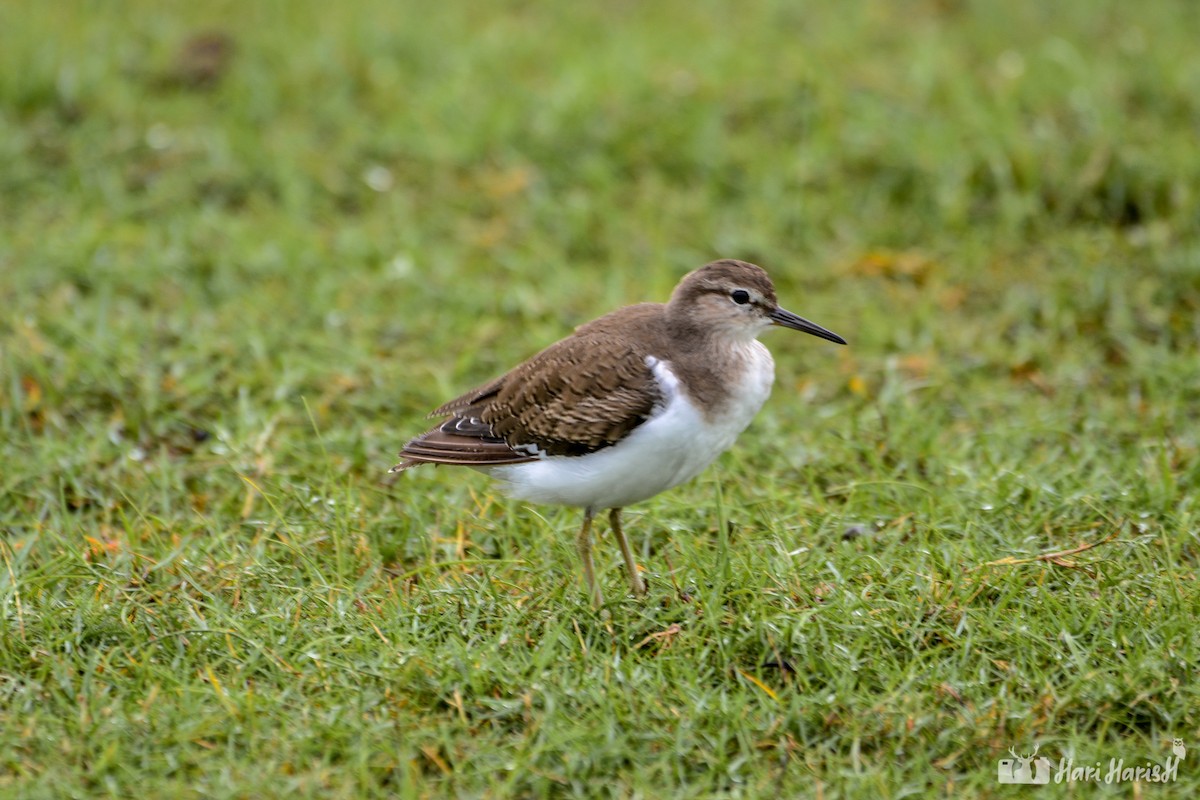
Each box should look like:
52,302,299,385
846,249,938,284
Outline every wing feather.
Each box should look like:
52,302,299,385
395,305,668,468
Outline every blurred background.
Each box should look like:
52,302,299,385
3,1,1197,471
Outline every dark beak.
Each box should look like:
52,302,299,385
769,307,847,345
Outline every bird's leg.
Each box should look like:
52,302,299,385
576,507,603,607
610,508,646,597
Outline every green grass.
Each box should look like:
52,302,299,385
2,0,1199,797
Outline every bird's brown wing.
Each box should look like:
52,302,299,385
391,415,538,470
393,309,667,469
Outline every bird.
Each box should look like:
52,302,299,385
392,259,846,606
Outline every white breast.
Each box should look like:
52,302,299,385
487,342,775,510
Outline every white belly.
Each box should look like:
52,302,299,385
486,343,775,510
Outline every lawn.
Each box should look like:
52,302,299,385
2,0,1199,797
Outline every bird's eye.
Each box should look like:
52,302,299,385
730,289,751,305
